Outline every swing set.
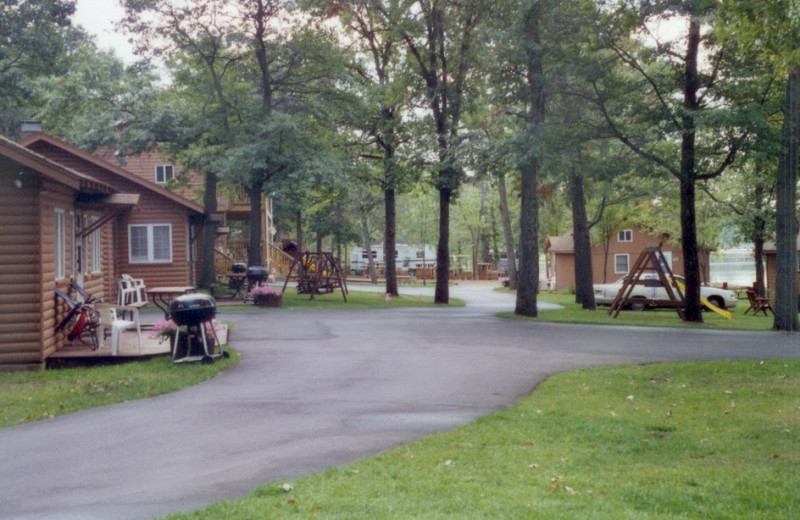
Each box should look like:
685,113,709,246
281,251,348,301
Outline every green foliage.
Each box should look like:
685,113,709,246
0,0,79,135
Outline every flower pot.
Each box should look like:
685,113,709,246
253,293,282,307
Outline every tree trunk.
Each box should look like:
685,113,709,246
247,181,262,267
384,186,398,295
498,173,518,289
753,229,766,297
602,228,611,284
774,62,800,331
515,3,544,317
295,209,304,278
199,171,218,289
295,210,303,255
516,158,540,317
570,165,595,310
679,175,702,321
435,184,451,304
679,16,703,322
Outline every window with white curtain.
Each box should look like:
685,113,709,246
129,224,172,263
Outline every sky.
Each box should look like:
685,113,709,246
72,0,136,63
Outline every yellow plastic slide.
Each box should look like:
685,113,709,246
672,278,732,320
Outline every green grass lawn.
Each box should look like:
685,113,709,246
163,359,799,519
498,290,780,331
0,350,240,428
216,287,465,310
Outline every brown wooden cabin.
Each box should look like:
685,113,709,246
19,132,206,292
0,136,132,370
0,132,207,371
545,227,710,292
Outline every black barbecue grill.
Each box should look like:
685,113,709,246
169,294,227,363
246,266,269,287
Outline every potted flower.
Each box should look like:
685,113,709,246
249,285,283,307
150,318,178,343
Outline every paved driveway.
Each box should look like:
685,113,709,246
0,285,796,520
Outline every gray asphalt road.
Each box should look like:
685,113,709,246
1,285,797,520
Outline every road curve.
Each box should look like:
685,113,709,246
0,284,796,520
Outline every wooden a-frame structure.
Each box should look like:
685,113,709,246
281,251,348,301
608,245,685,319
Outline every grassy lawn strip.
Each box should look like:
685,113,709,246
165,359,799,519
0,350,240,429
218,287,465,310
498,290,777,331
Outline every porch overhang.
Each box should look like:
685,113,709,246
75,192,140,237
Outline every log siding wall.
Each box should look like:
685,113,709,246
0,169,44,369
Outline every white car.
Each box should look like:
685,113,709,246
593,274,739,310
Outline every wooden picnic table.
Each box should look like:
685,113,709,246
147,286,196,317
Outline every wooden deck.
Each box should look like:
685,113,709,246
49,322,229,360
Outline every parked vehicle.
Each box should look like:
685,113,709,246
593,274,739,310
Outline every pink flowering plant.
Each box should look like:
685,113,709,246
150,318,178,341
248,285,279,298
149,317,228,346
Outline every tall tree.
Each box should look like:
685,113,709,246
233,0,351,267
591,0,753,322
123,0,241,288
514,0,547,317
322,0,415,297
718,0,798,329
395,0,485,304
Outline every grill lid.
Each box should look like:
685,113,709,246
169,293,217,325
246,266,269,278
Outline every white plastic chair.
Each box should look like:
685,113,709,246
97,304,141,355
117,278,137,306
119,274,147,306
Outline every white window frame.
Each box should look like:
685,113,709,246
91,218,102,273
614,253,630,274
129,223,173,264
55,209,66,279
155,164,174,184
617,229,633,242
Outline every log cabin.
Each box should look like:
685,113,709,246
0,131,206,371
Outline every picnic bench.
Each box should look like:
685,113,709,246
743,289,774,316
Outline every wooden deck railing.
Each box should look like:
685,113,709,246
214,248,239,276
269,243,295,277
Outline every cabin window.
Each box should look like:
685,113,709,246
617,229,633,242
614,253,630,274
91,219,102,273
129,224,172,263
55,209,66,279
155,165,174,184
